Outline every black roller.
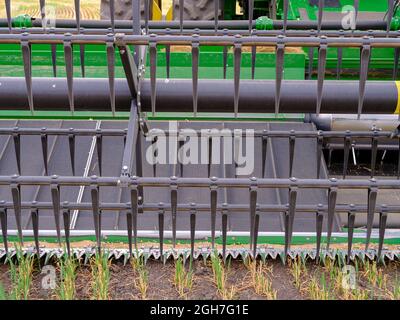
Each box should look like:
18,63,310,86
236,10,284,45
0,77,398,114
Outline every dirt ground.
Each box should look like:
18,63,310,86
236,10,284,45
0,258,399,300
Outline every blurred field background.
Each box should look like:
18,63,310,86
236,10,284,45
0,0,173,19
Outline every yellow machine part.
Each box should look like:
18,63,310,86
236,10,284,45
153,0,173,21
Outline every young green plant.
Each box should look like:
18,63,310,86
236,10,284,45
91,251,111,300
174,257,194,298
131,255,149,300
210,253,236,300
57,254,78,300
7,246,34,300
247,260,277,300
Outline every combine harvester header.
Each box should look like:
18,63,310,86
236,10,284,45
0,0,400,263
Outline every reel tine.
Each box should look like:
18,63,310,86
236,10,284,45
366,186,378,251
249,181,258,250
106,37,116,116
233,39,242,118
316,40,327,116
283,0,288,33
326,186,338,250
214,0,219,33
158,204,165,262
41,130,48,175
0,205,8,253
21,37,34,114
79,43,86,78
152,137,157,177
253,213,260,259
347,206,356,264
251,45,256,80
110,0,115,33
192,36,199,117
190,206,196,262
275,38,285,117
50,183,61,244
11,184,23,244
316,134,323,178
166,42,171,79
31,207,40,259
343,136,351,179
210,183,217,249
354,0,359,28
96,132,103,176
343,135,351,179
284,210,289,256
249,0,254,34
90,182,101,253
208,136,212,177
288,186,297,248
5,0,12,32
222,207,228,262
144,0,150,34
289,133,295,178
262,134,268,178
179,0,184,33
64,35,74,114
13,130,21,175
51,43,57,77
336,47,343,80
39,0,46,28
315,204,324,263
358,42,371,119
223,45,228,79
68,130,75,176
74,0,80,32
307,47,314,80
317,0,324,34
130,182,139,250
387,0,394,34
62,204,71,257
149,38,157,117
126,209,133,257
377,206,388,262
171,181,178,247
371,136,378,178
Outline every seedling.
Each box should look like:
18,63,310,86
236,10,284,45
7,246,34,300
90,251,111,300
210,253,237,300
57,254,78,300
0,282,7,300
131,255,149,300
248,260,277,300
288,256,307,290
174,257,194,298
308,273,333,300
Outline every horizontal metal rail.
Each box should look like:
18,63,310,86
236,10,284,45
1,33,400,48
0,18,391,31
0,127,397,139
2,27,400,38
0,201,397,214
0,176,397,188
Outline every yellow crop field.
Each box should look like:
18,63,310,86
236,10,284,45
0,0,101,20
0,0,174,19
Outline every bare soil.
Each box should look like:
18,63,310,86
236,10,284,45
0,258,398,300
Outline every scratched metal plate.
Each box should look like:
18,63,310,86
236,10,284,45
0,120,335,233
